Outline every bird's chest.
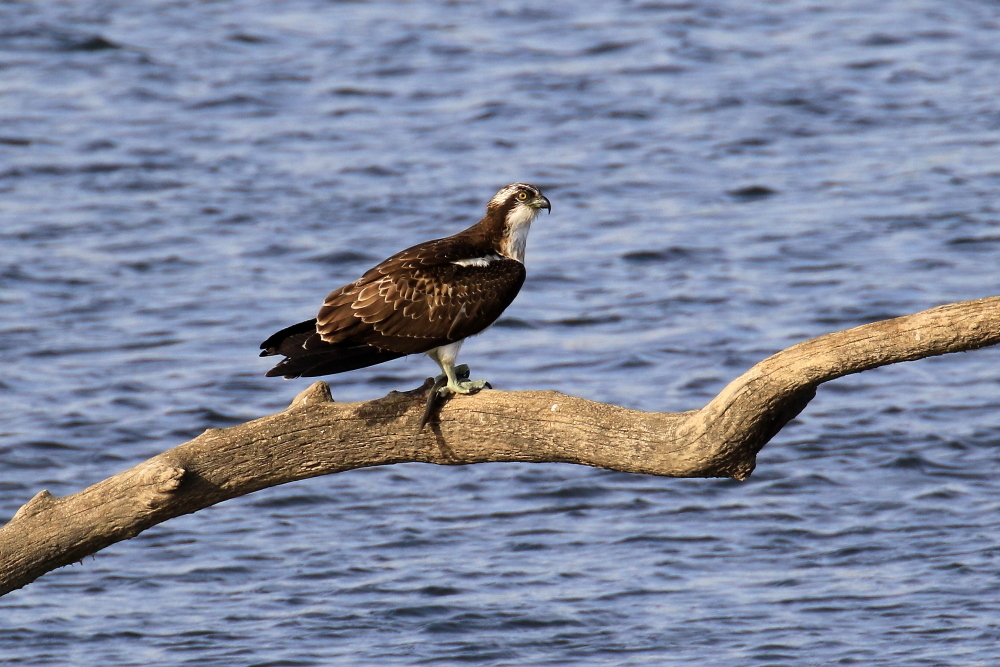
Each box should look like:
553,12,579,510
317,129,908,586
498,212,534,262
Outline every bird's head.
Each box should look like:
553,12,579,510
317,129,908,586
487,183,551,218
485,183,549,262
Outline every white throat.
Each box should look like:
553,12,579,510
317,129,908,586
498,204,538,263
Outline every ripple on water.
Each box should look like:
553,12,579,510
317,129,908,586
2,0,1000,665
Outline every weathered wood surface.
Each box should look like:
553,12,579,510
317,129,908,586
1,296,997,596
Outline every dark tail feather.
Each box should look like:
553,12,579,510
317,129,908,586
260,319,318,357
264,345,404,378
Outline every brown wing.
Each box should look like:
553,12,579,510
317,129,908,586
315,240,526,356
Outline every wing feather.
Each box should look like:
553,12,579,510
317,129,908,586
316,240,525,356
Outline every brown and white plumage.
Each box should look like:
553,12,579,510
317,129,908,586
260,183,550,389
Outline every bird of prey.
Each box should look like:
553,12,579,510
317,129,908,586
260,182,551,400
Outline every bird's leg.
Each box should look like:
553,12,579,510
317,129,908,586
436,362,490,396
426,344,491,397
417,350,492,435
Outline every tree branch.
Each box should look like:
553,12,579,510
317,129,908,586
2,296,998,596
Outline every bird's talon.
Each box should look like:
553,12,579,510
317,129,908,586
456,379,489,394
436,377,490,396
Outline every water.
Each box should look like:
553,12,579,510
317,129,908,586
2,1,1000,664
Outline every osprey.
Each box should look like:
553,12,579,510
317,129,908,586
260,183,551,396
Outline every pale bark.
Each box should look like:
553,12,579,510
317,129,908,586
1,296,998,596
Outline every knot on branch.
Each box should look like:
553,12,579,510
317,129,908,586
136,459,186,509
10,490,57,522
288,381,334,409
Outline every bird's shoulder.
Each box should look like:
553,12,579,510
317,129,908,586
362,233,506,278
345,233,525,304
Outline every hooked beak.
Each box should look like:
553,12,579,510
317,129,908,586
534,194,551,213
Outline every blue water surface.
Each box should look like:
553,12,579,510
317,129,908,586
2,1,1000,665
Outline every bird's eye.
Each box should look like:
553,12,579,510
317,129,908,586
516,191,528,201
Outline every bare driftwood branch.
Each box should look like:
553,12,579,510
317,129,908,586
2,296,998,596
